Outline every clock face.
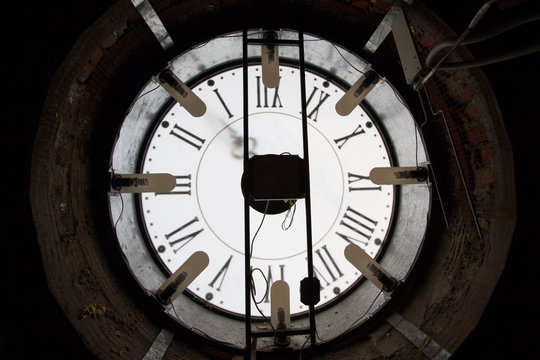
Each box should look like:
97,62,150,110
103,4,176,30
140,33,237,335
139,63,394,317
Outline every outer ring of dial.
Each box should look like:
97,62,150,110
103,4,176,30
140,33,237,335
106,29,431,348
136,60,398,320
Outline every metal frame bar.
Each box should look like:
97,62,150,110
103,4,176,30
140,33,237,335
391,7,422,85
242,29,252,352
246,38,301,46
251,327,312,338
387,313,451,360
130,0,174,51
242,29,317,355
417,87,482,239
298,31,317,345
364,3,403,54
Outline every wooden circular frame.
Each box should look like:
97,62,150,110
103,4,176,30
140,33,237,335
30,0,515,359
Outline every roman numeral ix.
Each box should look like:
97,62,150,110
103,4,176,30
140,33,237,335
304,86,330,121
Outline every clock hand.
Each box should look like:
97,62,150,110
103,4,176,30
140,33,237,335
205,111,257,158
231,135,257,159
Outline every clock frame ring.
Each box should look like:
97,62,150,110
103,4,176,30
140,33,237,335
29,1,516,359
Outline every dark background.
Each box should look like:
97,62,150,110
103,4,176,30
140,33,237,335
3,0,538,359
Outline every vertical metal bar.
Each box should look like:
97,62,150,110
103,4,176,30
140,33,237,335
417,89,450,230
242,29,252,354
438,104,483,240
298,30,317,345
418,87,482,239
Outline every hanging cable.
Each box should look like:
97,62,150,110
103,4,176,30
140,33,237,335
249,201,270,259
281,201,296,230
429,41,540,70
415,0,498,89
247,201,276,335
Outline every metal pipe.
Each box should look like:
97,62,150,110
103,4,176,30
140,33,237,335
425,10,540,67
415,0,498,89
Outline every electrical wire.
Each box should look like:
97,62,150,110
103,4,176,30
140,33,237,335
133,83,161,102
281,201,297,230
249,201,270,259
331,43,426,169
298,334,312,359
250,268,276,334
250,268,270,305
112,193,125,235
331,43,366,74
248,201,276,338
168,301,241,348
344,287,385,331
296,285,387,356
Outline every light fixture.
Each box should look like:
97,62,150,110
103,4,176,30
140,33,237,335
110,173,176,193
156,68,207,117
155,251,209,304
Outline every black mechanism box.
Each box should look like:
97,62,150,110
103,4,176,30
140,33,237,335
244,154,306,200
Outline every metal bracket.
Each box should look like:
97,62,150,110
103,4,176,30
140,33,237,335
142,328,175,360
364,0,415,54
391,7,422,85
387,313,452,360
130,0,174,51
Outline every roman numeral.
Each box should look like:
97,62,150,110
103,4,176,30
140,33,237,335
336,206,378,246
156,175,192,195
334,124,365,149
305,86,330,121
165,217,204,253
312,245,344,288
256,76,283,108
213,88,234,118
348,172,381,192
263,264,285,303
170,124,206,150
208,255,233,291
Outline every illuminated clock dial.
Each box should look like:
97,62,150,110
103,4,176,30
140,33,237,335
139,63,394,317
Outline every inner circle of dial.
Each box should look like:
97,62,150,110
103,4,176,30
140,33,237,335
195,112,345,261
